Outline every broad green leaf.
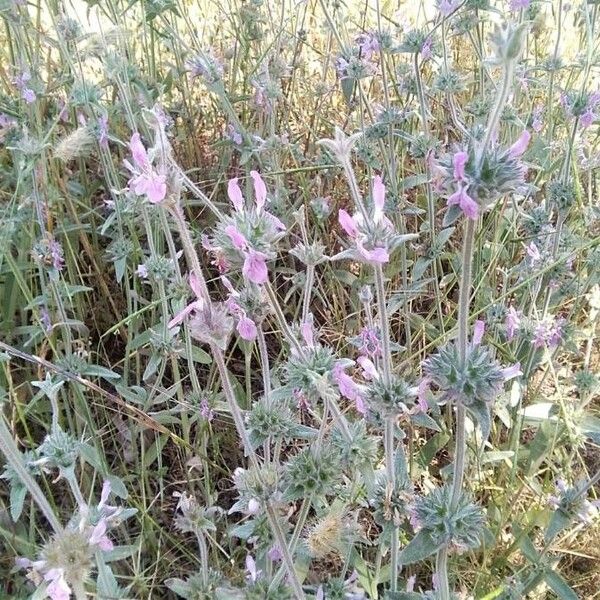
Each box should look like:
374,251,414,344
398,530,442,564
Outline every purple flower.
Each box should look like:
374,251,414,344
49,240,65,271
509,0,530,9
533,317,564,349
135,264,149,279
356,326,382,358
301,317,315,347
453,151,468,181
526,241,541,263
21,88,36,104
532,105,544,133
421,36,433,61
242,249,269,284
227,124,243,145
267,545,283,562
372,174,386,223
439,0,460,16
13,71,36,104
447,185,479,220
417,377,431,412
200,397,214,421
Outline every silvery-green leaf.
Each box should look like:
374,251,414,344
398,530,442,564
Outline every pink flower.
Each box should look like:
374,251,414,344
227,178,244,211
245,554,261,583
447,186,479,220
356,240,389,264
130,171,167,203
372,175,386,223
357,356,378,380
505,306,521,341
45,568,71,600
224,225,248,250
250,171,267,210
417,377,430,412
338,209,359,238
333,364,367,415
129,133,149,168
300,318,314,346
266,212,286,231
168,273,205,328
526,241,541,263
237,316,257,341
501,362,522,380
89,519,114,551
125,133,167,204
472,320,485,346
242,249,269,284
453,151,468,181
509,130,531,158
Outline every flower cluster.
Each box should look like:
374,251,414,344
434,131,530,221
410,486,486,552
204,173,285,284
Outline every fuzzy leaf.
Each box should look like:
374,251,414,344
544,570,579,600
399,530,442,564
10,484,27,521
544,508,572,543
467,400,492,443
579,413,600,444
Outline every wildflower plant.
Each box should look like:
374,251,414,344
1,1,600,600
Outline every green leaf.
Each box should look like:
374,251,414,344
545,508,573,543
398,530,442,564
143,435,169,468
384,594,422,600
418,431,450,469
352,550,379,598
579,413,600,444
467,400,492,442
410,411,441,432
442,204,462,227
544,570,579,600
182,345,212,365
83,364,121,381
10,484,27,521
